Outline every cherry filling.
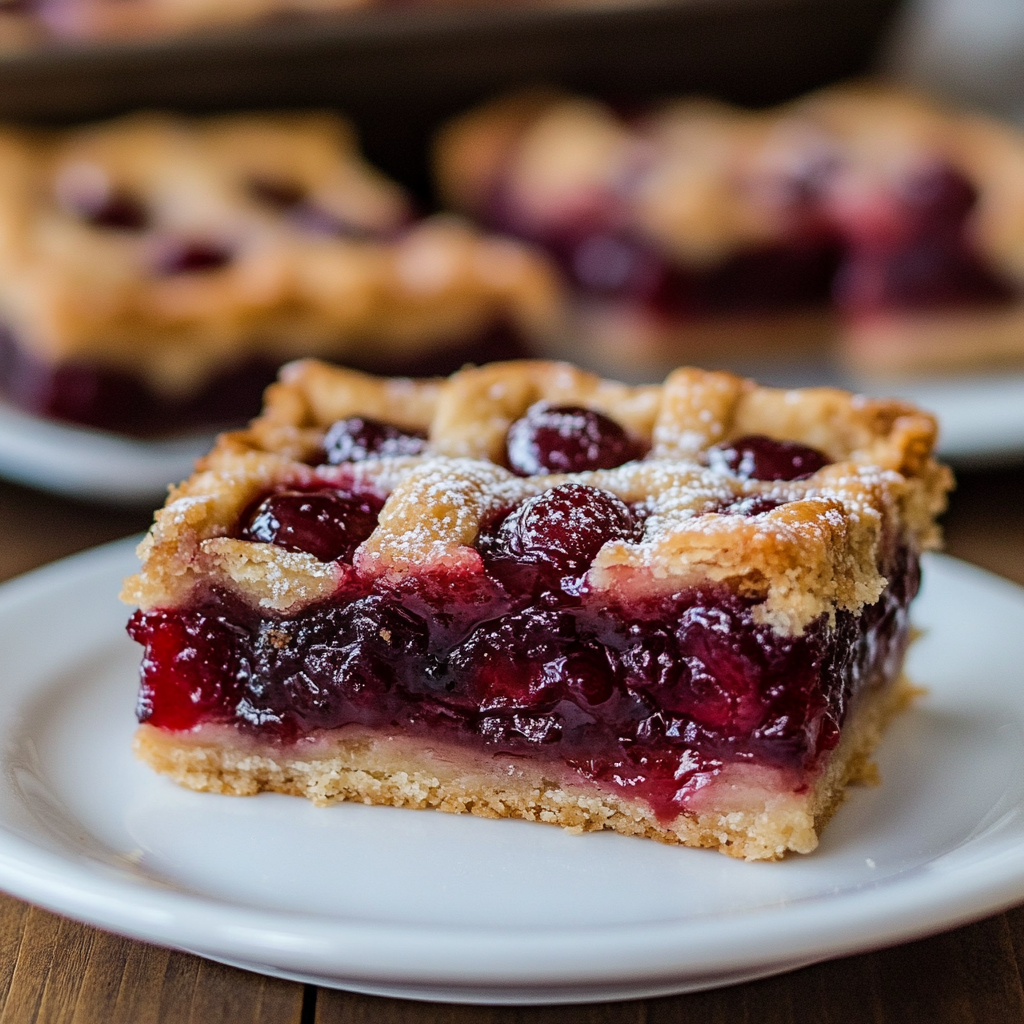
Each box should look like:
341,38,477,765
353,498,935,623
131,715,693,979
0,320,530,436
0,325,280,434
831,164,1014,314
708,434,830,481
129,475,917,824
506,403,644,476
240,488,384,563
565,231,843,317
486,183,842,317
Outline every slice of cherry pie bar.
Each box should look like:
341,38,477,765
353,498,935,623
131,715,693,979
123,358,951,860
0,111,558,434
436,83,1024,379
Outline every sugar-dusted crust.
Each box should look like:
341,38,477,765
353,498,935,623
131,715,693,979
133,674,916,861
123,359,951,634
0,112,560,397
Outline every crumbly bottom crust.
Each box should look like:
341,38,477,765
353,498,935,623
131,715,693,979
134,677,916,861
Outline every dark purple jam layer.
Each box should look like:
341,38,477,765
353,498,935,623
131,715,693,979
0,326,280,435
490,208,843,319
129,538,916,823
0,319,531,436
831,164,1015,316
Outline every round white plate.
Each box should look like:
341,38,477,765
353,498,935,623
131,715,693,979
0,400,212,504
889,371,1024,464
1,541,1024,1004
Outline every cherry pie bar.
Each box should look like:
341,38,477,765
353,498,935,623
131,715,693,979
0,111,558,433
436,82,1024,378
123,357,950,860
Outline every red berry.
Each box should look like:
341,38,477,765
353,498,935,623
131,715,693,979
710,435,828,481
323,417,427,463
489,483,636,576
241,489,382,562
506,403,644,476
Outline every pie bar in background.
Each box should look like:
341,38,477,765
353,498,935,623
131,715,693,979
122,358,951,861
435,82,1024,378
0,111,559,434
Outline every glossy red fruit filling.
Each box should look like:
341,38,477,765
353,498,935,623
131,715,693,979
831,164,1014,314
486,184,842,316
129,482,917,823
566,231,843,316
0,326,280,434
323,417,428,464
240,488,384,563
506,403,644,476
708,434,830,481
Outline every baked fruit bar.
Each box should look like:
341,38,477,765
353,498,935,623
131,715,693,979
123,358,950,860
436,82,1024,378
0,111,558,433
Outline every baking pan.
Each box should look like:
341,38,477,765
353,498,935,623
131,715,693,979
0,0,903,196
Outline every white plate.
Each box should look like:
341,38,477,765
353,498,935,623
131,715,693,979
1,542,1024,1005
2,372,1023,505
887,371,1024,464
0,400,212,504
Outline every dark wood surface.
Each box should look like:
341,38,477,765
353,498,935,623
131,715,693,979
0,464,1021,1024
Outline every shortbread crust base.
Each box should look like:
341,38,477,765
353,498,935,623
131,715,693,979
134,676,916,861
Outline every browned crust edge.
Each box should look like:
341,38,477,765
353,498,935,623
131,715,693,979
133,676,917,862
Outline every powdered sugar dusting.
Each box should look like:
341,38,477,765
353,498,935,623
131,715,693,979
130,361,947,632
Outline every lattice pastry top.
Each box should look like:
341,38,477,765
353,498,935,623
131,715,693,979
0,111,559,397
124,359,952,637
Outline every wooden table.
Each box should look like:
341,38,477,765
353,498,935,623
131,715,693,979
0,465,1021,1024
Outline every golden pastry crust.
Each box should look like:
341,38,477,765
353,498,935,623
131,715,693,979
133,673,917,861
123,358,951,633
0,112,561,398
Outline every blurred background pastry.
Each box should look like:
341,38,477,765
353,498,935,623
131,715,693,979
435,82,1024,382
0,109,560,435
